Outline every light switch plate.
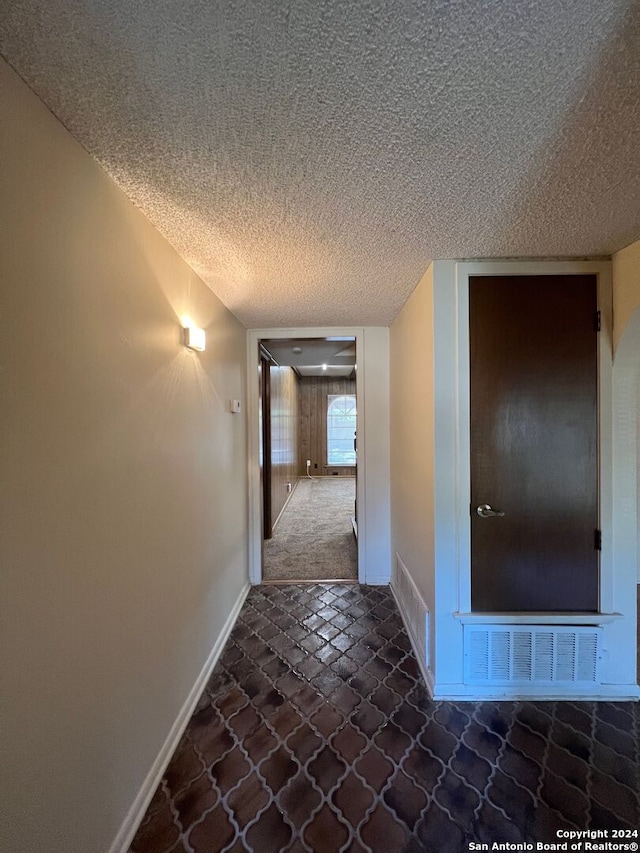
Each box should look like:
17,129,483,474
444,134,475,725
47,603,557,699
230,399,241,414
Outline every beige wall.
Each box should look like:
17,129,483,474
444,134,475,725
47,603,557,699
612,239,640,583
389,265,436,644
613,238,640,353
269,365,299,528
1,59,249,853
298,375,357,476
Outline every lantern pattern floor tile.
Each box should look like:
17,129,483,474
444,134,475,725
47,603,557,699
130,584,639,853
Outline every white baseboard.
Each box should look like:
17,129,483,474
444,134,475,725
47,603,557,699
423,665,436,697
300,474,356,479
364,573,391,585
272,478,300,532
108,582,250,853
390,581,435,698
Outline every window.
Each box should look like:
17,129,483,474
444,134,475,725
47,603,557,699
327,394,357,466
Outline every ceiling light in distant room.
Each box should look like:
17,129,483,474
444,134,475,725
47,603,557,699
292,346,303,354
322,363,327,371
183,324,206,352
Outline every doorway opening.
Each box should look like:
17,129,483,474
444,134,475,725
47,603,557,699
258,336,358,583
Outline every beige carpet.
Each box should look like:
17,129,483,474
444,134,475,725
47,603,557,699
263,477,357,581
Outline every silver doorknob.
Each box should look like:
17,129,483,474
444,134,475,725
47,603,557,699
476,504,505,518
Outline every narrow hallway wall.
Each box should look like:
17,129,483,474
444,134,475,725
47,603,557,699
389,265,436,670
612,239,640,584
1,58,249,853
613,239,640,353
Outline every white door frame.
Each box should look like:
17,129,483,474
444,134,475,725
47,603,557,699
247,326,386,585
453,260,614,615
430,260,639,698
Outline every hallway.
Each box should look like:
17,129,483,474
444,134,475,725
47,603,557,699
4,2,640,849
130,584,639,853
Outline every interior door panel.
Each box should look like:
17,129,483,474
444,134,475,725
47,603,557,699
469,275,599,612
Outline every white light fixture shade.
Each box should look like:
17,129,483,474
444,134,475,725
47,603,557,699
184,325,206,352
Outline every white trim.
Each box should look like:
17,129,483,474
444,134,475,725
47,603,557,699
108,583,250,853
453,612,622,625
423,664,436,697
391,552,429,667
390,582,435,697
305,474,357,479
365,574,393,586
271,478,300,533
454,260,612,615
609,307,640,682
430,682,640,701
431,260,630,698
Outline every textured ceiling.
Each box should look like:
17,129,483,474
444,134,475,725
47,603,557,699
1,1,639,327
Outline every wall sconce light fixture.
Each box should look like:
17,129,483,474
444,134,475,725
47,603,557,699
183,325,206,352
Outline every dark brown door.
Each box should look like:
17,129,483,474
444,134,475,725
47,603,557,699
260,352,273,540
470,275,599,612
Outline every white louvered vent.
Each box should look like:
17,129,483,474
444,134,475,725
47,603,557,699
392,554,429,670
464,626,601,685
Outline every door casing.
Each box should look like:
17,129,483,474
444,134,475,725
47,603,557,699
247,326,391,586
428,261,615,696
454,262,612,616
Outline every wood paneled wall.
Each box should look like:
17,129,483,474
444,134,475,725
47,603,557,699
298,376,357,476
269,366,299,529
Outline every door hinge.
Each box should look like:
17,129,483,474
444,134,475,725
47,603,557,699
594,310,601,332
594,529,602,551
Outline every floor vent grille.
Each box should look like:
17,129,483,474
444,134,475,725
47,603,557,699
392,554,429,670
464,625,601,685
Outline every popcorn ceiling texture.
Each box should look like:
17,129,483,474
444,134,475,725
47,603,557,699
1,0,639,327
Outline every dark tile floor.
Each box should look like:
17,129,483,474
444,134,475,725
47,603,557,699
130,585,639,853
